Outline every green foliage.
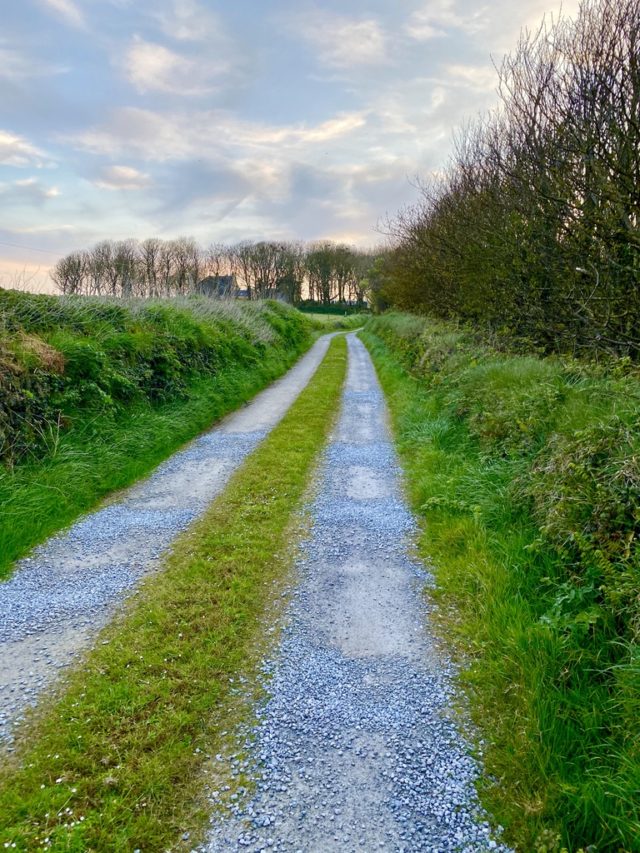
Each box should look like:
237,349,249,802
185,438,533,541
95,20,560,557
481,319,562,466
0,291,312,467
305,312,369,331
0,292,314,577
525,416,640,641
298,301,369,316
0,336,348,853
363,314,640,851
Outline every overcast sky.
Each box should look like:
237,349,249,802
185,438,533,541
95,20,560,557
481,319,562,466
1,0,578,289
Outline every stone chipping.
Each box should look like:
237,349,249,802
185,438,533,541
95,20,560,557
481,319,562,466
0,335,334,746
200,334,511,853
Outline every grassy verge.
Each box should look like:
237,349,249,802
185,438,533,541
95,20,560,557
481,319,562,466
0,334,347,852
0,348,307,580
361,319,639,853
0,293,314,579
306,312,369,330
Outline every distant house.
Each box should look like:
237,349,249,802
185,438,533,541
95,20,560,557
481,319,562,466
196,274,238,297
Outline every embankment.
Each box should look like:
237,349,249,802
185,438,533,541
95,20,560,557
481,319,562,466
0,292,314,578
362,313,640,852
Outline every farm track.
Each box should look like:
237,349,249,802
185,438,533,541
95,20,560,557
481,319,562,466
200,334,510,852
0,334,335,746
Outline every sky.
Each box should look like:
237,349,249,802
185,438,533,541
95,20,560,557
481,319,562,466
0,0,579,291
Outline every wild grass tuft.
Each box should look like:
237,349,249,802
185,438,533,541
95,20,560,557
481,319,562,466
0,292,315,579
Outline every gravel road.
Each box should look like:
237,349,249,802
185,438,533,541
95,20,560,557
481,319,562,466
200,334,511,853
0,335,334,746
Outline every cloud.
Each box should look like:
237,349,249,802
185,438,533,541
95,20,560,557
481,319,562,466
406,0,485,40
0,177,60,205
293,11,388,69
1,0,588,268
94,165,151,190
444,63,498,92
10,223,78,235
123,36,232,95
0,130,52,168
40,0,85,28
406,0,582,51
63,107,368,162
0,43,68,81
155,0,224,42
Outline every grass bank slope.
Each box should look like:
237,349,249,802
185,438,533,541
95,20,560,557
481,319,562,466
0,291,314,579
0,335,347,852
362,314,640,852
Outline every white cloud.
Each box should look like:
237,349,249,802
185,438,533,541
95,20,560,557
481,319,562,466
95,165,151,190
40,0,85,28
406,0,486,40
61,107,374,220
0,177,60,204
0,130,52,168
2,0,589,263
155,0,223,42
11,223,78,234
0,43,68,80
123,36,231,95
406,0,582,51
63,107,368,161
444,63,497,92
294,12,388,69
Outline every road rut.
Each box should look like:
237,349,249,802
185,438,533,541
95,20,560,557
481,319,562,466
201,333,510,852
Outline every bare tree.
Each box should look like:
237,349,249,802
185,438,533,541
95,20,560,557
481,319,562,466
51,252,86,294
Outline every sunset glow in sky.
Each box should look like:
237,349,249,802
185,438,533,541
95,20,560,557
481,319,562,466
1,0,578,289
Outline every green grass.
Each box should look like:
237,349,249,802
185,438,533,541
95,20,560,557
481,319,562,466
307,312,369,330
361,318,640,853
0,334,348,852
0,349,307,580
0,293,315,579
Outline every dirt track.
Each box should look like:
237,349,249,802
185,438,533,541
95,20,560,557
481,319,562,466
201,334,510,852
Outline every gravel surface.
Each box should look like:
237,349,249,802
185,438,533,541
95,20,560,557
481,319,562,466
200,334,511,853
0,335,334,746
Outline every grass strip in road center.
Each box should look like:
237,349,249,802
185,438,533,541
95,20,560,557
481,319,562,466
0,334,348,852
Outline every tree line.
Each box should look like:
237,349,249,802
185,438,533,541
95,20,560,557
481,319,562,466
380,0,640,358
51,238,379,306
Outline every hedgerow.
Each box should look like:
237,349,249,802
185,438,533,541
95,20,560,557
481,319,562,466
363,313,640,850
0,291,314,577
